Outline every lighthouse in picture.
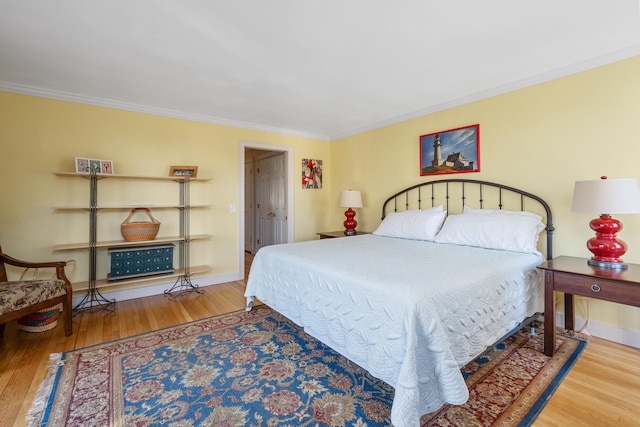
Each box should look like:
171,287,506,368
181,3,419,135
432,134,443,167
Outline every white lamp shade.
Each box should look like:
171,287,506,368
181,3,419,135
338,190,363,208
572,177,640,214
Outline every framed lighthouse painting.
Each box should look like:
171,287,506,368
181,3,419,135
420,124,480,176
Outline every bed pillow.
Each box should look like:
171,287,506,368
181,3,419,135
373,206,446,241
463,205,543,221
434,212,545,253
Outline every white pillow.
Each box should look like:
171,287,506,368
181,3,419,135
434,212,545,253
463,205,543,221
373,206,446,241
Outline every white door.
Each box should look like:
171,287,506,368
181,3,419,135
244,157,254,253
256,152,287,250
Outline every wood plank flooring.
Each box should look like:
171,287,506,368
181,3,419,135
1,255,639,426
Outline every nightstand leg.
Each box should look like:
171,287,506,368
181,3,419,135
564,294,575,331
544,270,555,356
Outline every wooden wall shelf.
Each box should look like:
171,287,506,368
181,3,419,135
54,171,211,182
53,204,211,210
52,234,212,251
72,266,211,292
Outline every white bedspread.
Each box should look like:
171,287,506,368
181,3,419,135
244,234,543,427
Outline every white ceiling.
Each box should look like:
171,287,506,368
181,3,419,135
1,1,639,141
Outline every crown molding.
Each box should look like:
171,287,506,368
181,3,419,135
328,46,640,141
2,44,638,143
0,81,331,142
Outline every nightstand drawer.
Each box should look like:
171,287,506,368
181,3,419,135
554,272,640,307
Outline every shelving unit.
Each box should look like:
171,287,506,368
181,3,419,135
53,171,212,311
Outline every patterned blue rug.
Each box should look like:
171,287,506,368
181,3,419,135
28,306,586,426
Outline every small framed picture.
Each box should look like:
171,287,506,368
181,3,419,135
75,157,90,173
89,159,101,173
100,160,114,174
302,158,322,189
76,157,113,175
75,157,114,174
169,166,198,178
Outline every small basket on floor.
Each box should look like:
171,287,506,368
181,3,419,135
18,303,62,332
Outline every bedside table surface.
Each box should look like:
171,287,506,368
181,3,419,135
316,231,369,238
538,255,640,285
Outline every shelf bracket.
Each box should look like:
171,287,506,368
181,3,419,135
163,274,203,299
73,286,115,313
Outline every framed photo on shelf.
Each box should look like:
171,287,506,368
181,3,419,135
75,157,114,174
100,160,113,174
169,166,198,178
419,124,480,176
75,158,90,173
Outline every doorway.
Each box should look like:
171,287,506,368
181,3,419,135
239,141,294,279
255,151,287,250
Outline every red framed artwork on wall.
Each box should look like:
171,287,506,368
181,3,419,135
419,124,480,176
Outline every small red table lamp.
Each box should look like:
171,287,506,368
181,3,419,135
338,190,363,236
571,176,640,269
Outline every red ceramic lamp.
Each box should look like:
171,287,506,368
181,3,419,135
571,176,640,269
338,190,363,236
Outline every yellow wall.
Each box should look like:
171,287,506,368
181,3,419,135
0,92,332,288
331,55,640,334
1,55,639,336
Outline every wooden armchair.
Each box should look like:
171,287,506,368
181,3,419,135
0,246,73,337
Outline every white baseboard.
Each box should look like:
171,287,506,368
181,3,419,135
556,312,640,349
72,272,243,306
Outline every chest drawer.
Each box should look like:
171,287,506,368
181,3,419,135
553,272,640,307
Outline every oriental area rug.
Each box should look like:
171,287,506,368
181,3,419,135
28,306,586,427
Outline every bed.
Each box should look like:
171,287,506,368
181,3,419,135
245,179,554,427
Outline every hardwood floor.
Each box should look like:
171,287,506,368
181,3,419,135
1,255,639,426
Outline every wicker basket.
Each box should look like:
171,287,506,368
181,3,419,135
18,303,62,332
121,208,161,241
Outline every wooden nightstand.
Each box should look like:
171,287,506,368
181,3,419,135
537,256,640,356
316,231,369,239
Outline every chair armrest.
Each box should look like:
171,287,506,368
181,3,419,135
0,253,69,282
0,252,67,269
